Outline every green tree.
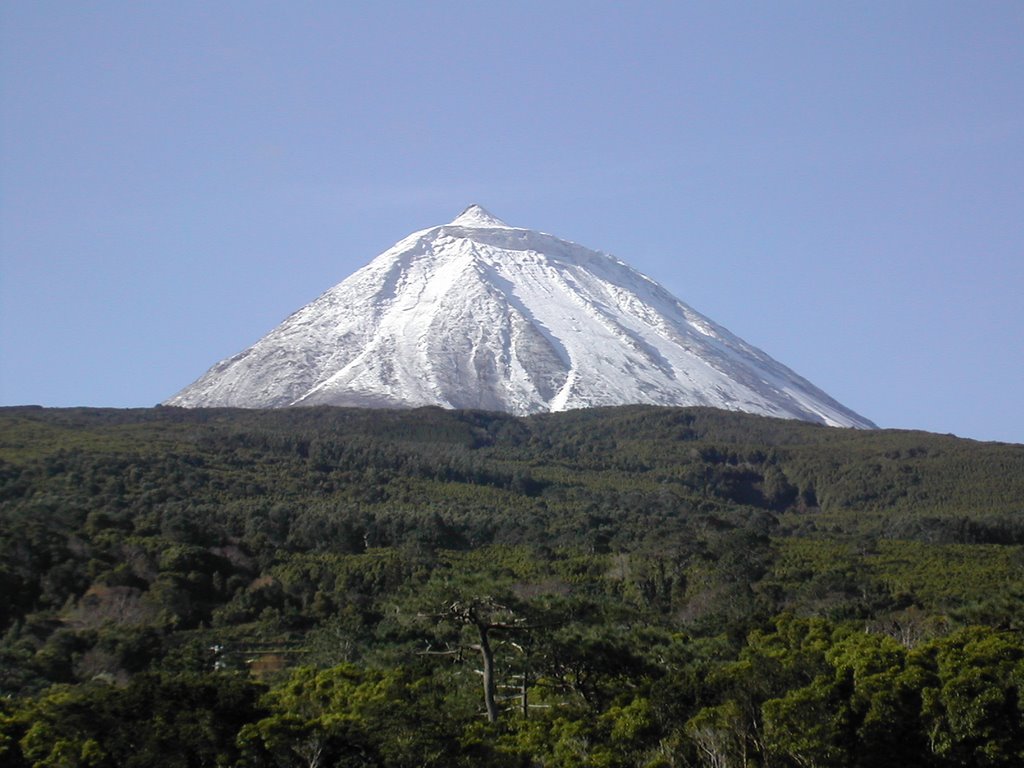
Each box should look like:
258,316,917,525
239,665,384,767
919,627,1024,766
826,631,930,767
14,673,263,768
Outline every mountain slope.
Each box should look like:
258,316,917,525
166,205,874,428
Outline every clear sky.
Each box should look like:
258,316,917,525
1,2,1021,443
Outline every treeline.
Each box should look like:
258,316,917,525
1,404,1023,766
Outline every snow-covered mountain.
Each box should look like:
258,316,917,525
165,205,875,428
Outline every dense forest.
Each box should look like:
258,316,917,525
1,404,1022,767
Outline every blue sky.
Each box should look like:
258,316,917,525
1,1,1021,442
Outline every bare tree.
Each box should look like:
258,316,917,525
421,596,539,723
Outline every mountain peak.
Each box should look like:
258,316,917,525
449,204,510,228
166,208,875,429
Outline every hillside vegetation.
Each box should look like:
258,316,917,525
1,405,1022,767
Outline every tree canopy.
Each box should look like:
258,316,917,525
2,404,1023,766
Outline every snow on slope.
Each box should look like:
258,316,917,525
165,205,875,428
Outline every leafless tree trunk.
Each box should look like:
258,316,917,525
426,596,543,724
472,624,499,723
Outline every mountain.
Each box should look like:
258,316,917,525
165,205,874,428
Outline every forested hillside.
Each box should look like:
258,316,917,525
1,405,1022,767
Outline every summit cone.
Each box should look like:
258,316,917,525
165,206,875,428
